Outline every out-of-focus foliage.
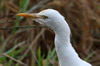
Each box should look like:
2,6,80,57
0,0,100,66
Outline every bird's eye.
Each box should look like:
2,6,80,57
41,15,48,19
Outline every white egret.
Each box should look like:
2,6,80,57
17,9,92,66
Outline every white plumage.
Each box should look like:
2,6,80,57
17,9,92,66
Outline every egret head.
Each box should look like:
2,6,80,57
17,9,65,30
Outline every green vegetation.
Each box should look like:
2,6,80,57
0,0,100,66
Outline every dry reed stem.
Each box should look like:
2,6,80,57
1,53,28,66
0,0,100,66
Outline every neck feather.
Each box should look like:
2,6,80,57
54,20,82,66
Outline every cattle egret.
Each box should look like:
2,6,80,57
17,9,92,66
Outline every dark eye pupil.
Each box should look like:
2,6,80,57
41,15,48,19
44,16,48,18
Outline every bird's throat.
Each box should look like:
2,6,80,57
54,24,82,66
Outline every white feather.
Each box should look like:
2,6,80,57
35,9,92,66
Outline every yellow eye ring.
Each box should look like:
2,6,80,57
41,15,48,19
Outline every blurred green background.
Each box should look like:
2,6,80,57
0,0,100,66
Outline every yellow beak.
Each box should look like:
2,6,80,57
16,13,40,19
